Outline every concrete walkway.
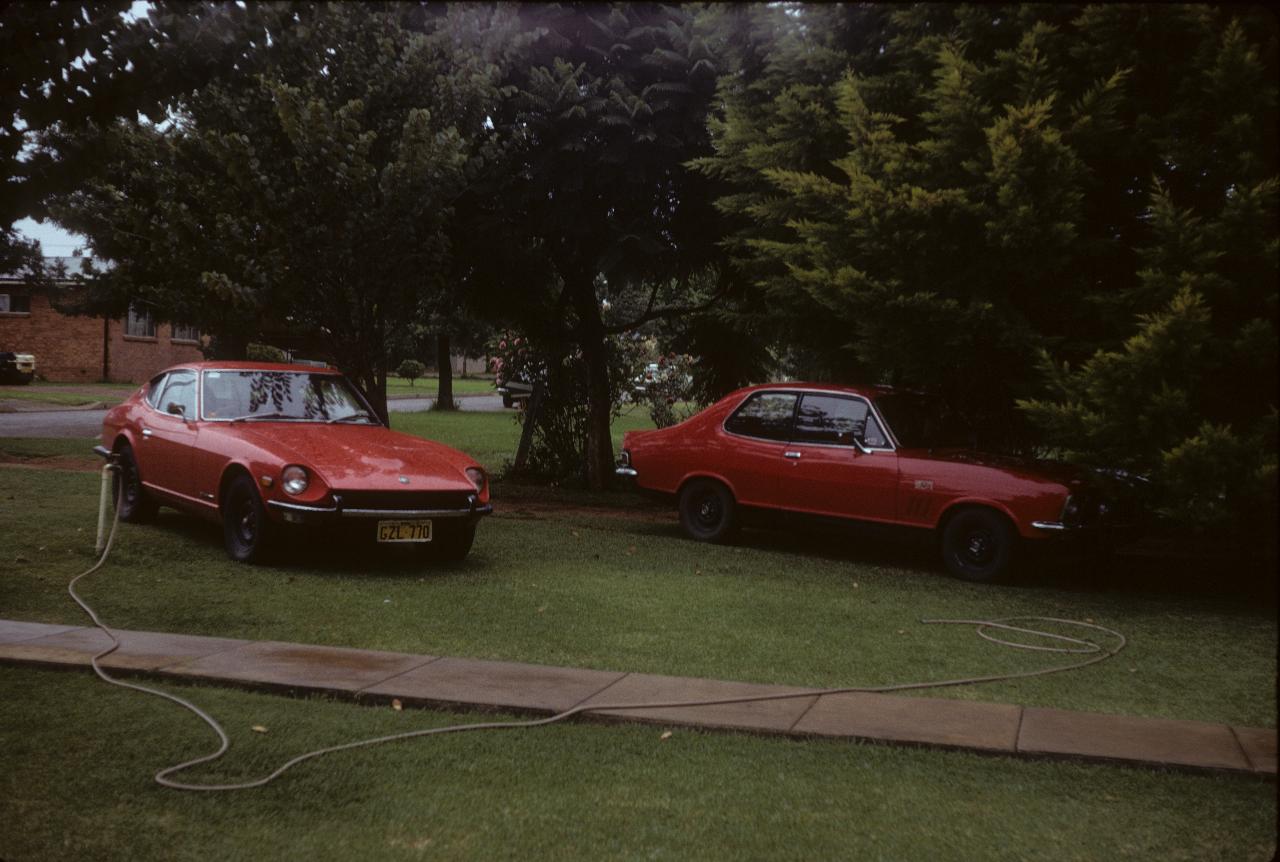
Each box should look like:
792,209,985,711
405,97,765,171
1,617,1273,777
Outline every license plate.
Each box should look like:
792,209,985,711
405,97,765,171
376,519,433,543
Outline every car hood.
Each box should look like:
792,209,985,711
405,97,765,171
903,448,1091,487
237,423,477,491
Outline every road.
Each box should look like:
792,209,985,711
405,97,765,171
0,394,510,438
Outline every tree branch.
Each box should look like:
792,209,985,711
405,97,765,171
603,283,731,335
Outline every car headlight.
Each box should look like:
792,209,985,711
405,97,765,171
282,465,309,496
465,467,486,494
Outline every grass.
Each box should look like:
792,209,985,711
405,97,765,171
0,464,1275,728
2,665,1274,862
386,375,495,397
388,406,658,475
0,436,101,460
0,384,128,407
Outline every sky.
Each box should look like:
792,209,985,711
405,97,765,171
14,217,88,258
12,1,153,259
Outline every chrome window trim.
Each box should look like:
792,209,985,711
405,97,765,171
721,388,897,453
144,369,199,419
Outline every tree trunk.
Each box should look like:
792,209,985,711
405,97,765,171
435,333,456,410
572,274,614,490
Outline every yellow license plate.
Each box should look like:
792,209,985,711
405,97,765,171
376,520,433,543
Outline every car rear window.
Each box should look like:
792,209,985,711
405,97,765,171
724,392,798,441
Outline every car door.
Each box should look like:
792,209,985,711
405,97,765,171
716,391,799,507
777,392,899,522
138,369,200,502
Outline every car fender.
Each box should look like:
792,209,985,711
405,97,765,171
676,470,741,503
935,497,1025,538
217,459,262,509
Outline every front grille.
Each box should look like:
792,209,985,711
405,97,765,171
334,490,473,511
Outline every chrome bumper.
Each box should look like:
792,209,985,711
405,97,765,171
268,495,493,522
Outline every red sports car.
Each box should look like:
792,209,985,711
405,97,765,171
97,361,491,563
617,383,1116,582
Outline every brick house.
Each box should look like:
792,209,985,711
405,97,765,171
0,258,205,383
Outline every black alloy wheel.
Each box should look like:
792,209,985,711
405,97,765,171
223,474,272,563
112,443,158,523
678,479,737,543
941,507,1016,583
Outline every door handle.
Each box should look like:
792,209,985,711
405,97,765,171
784,451,801,459
141,428,153,438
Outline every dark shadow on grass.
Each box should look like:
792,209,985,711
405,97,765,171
626,511,1276,605
145,511,490,579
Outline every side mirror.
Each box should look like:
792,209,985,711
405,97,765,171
166,402,185,418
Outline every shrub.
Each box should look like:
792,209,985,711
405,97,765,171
396,358,426,387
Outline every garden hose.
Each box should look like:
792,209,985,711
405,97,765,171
68,463,1127,792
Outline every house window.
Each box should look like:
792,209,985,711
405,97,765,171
126,305,156,338
171,323,200,343
0,293,31,314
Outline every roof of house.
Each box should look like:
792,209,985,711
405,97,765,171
0,256,101,284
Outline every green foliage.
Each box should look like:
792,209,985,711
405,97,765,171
245,343,288,364
489,330,637,484
395,359,426,386
46,3,500,419
458,3,725,486
695,4,1278,535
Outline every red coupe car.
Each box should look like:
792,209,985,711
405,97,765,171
617,383,1115,582
97,361,491,563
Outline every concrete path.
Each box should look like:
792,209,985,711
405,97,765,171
1,618,1273,777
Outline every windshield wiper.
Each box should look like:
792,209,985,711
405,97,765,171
228,411,292,424
326,411,375,424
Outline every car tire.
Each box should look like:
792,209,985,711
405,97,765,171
418,522,476,563
222,474,273,563
678,479,737,543
112,443,158,523
941,507,1016,583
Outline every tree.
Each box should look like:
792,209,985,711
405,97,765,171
396,358,426,388
3,1,310,275
693,4,1277,536
47,3,499,421
460,3,726,488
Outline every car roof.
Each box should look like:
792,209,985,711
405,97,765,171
732,381,897,401
155,360,341,376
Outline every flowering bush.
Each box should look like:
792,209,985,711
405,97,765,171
634,352,698,428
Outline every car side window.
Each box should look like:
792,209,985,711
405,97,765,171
144,373,169,408
157,370,197,419
724,392,798,442
793,394,891,448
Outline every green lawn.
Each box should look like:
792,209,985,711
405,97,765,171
1,420,1276,859
0,382,131,407
386,375,495,397
0,465,1274,728
1,664,1273,862
388,406,657,475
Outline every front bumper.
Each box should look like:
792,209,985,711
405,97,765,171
268,494,493,524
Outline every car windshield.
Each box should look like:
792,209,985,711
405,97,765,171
201,370,376,423
873,393,965,449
